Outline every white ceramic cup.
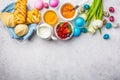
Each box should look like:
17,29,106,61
37,23,57,40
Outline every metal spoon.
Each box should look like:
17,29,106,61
72,5,80,10
71,0,90,11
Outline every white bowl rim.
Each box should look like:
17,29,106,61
54,21,74,40
59,3,78,21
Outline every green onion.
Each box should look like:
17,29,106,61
85,0,104,34
86,0,102,27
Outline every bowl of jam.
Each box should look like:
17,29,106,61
54,21,74,40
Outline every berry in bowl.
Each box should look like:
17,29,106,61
54,22,74,40
59,3,78,21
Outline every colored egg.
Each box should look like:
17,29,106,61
103,34,110,40
103,18,107,25
80,7,86,13
113,23,119,28
84,4,90,10
75,17,85,27
49,0,59,8
109,7,115,13
109,16,115,22
73,27,81,37
34,0,44,10
103,11,110,17
44,3,49,9
106,23,112,29
81,27,88,33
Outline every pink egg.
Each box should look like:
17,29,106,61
109,7,115,13
44,3,49,9
50,0,59,8
109,16,115,22
34,0,44,10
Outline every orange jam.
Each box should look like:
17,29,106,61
61,3,76,18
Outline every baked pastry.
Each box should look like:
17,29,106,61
26,9,41,24
0,12,16,27
14,0,27,24
14,24,28,37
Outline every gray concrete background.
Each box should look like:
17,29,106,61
0,0,120,80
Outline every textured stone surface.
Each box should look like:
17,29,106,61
0,0,120,80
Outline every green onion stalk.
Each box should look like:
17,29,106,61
86,0,103,34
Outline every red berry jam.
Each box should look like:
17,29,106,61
56,22,72,40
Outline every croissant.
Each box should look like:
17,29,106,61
26,9,41,24
0,12,16,27
14,0,27,24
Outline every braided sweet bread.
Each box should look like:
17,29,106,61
26,9,41,24
14,0,27,24
0,0,41,29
